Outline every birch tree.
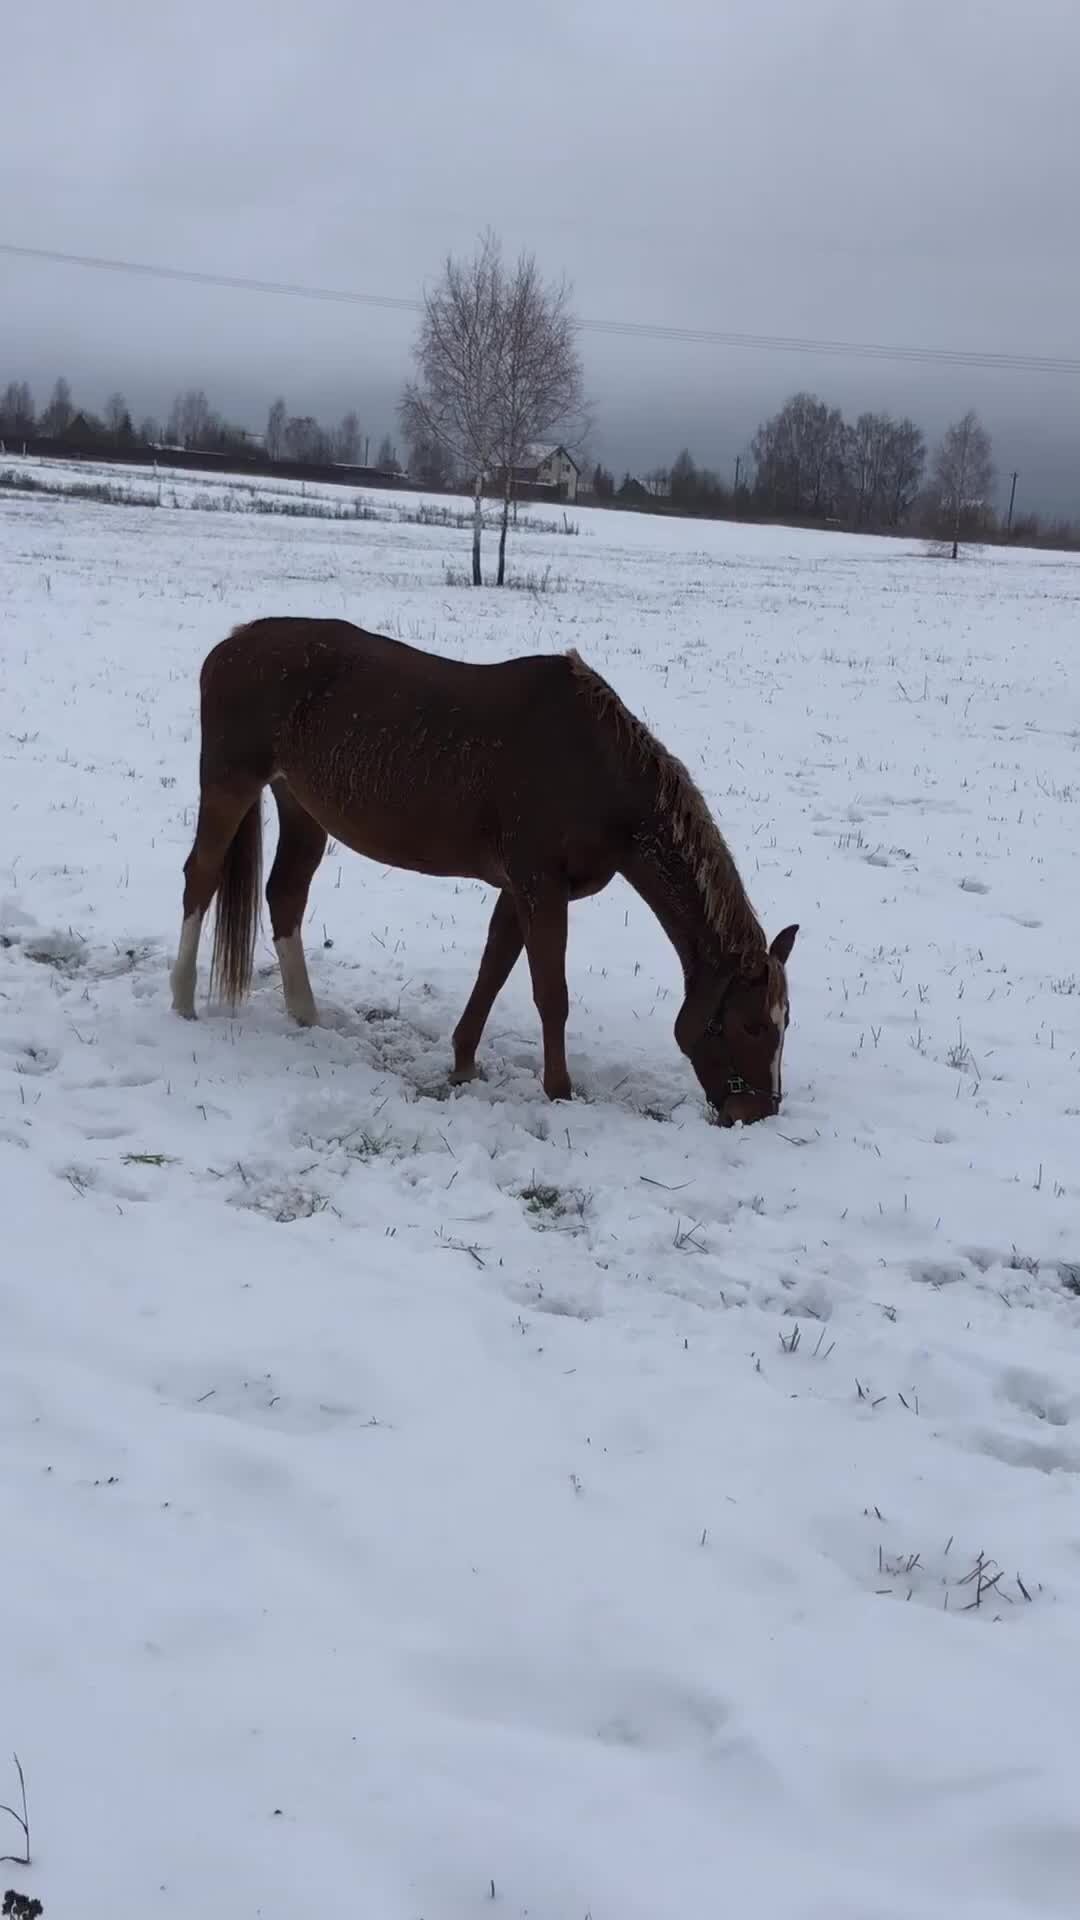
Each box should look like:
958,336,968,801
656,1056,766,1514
40,377,74,438
399,231,506,586
931,410,995,557
105,392,134,443
842,412,925,528
265,397,287,461
881,418,926,527
490,253,585,584
752,393,846,518
334,410,361,463
0,381,35,440
167,388,213,449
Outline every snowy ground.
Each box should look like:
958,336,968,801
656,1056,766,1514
2,474,1080,1919
0,450,579,537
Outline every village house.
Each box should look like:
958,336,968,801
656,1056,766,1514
504,442,581,503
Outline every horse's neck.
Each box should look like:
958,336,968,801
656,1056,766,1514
621,796,763,981
622,835,719,982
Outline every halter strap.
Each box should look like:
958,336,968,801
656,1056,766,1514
726,1074,779,1105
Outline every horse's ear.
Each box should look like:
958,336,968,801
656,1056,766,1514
770,924,799,966
674,966,734,1056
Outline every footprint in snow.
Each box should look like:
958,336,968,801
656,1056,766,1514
995,1366,1075,1429
968,1428,1080,1476
909,1259,969,1289
1,1040,60,1076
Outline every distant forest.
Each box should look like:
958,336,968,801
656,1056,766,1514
0,376,392,472
2,373,1076,551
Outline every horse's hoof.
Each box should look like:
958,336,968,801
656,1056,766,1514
449,1062,481,1086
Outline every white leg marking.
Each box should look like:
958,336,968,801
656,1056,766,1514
275,932,319,1027
770,1002,786,1099
170,911,203,1018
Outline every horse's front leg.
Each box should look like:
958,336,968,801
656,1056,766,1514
520,885,572,1102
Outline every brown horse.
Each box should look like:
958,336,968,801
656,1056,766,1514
170,618,797,1125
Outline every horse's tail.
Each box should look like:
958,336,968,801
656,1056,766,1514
209,798,263,1007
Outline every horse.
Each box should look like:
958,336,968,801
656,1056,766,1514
170,618,797,1126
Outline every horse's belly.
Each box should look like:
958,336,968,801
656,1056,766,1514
282,778,503,887
338,827,499,885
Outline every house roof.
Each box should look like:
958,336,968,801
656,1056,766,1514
525,442,580,472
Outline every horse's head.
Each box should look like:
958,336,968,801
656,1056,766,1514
675,925,798,1127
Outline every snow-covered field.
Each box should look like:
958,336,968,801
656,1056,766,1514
2,471,1079,1919
0,450,577,535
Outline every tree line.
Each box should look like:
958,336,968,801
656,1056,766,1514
0,375,399,472
591,396,1008,553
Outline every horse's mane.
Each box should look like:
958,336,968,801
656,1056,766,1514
566,650,767,957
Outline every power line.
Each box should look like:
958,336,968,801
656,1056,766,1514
0,241,419,316
3,239,1079,379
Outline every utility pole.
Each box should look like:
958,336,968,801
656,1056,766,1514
1006,470,1018,536
733,453,741,519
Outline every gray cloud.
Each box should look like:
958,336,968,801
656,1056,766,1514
3,0,1076,509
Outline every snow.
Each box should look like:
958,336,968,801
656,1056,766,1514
2,472,1080,1919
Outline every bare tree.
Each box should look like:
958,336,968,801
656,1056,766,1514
400,230,506,585
334,410,361,463
752,392,846,518
376,433,400,471
490,251,585,583
0,380,35,440
265,396,287,461
842,412,891,526
167,388,214,449
138,414,161,446
931,410,996,557
404,431,453,489
839,412,923,529
282,414,329,463
40,376,74,438
881,418,925,527
104,391,133,443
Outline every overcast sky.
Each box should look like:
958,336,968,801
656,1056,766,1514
3,0,1078,510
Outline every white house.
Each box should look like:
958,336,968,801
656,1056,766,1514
513,443,581,502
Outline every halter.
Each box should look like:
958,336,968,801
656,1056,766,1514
725,1074,779,1105
706,981,783,1108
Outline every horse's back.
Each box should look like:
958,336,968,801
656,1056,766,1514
202,616,572,708
197,615,593,798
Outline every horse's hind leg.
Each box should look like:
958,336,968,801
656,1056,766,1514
266,779,327,1026
171,779,263,1017
450,890,524,1083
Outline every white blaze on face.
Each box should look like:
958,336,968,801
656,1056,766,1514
769,1008,784,1096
